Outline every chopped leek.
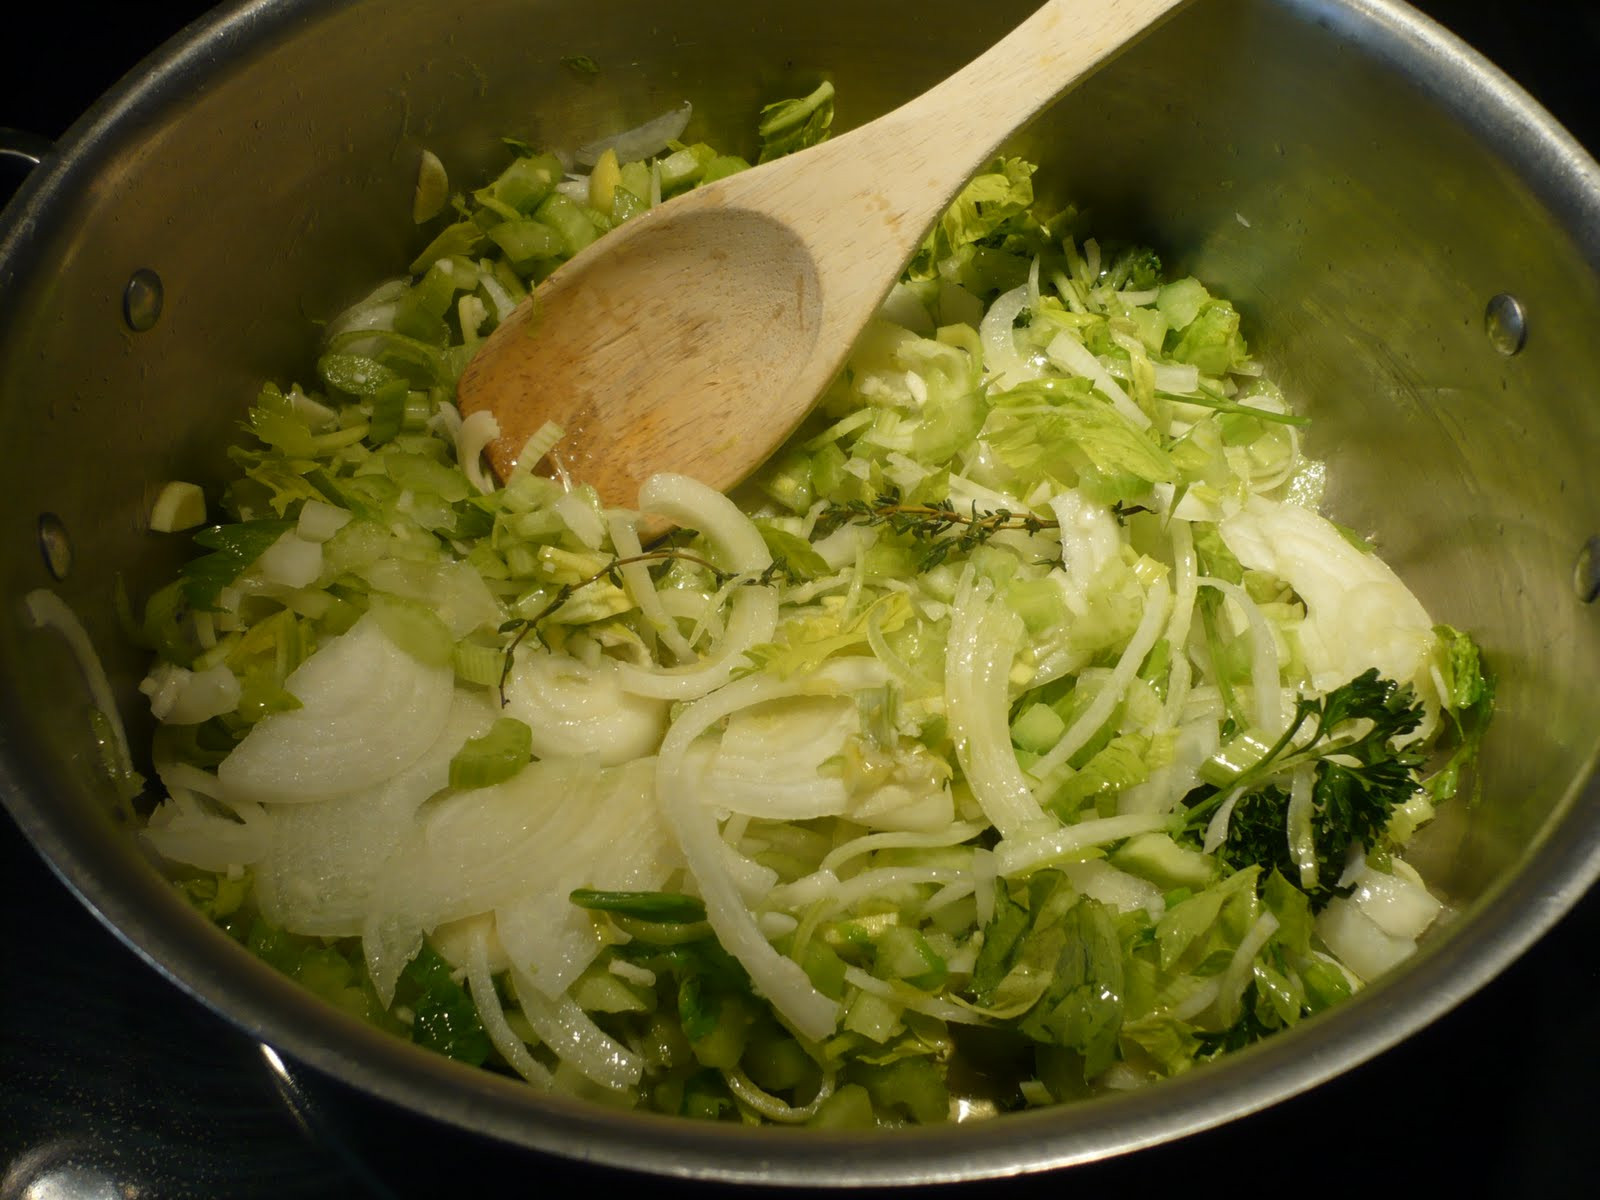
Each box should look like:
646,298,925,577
133,84,1493,1130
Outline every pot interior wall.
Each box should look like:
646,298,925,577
1,0,1597,1172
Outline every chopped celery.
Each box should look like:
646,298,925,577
874,925,947,990
409,221,487,275
658,143,714,192
842,991,902,1043
1010,702,1065,755
854,1057,948,1125
487,219,564,266
447,716,532,789
535,193,600,256
482,151,563,213
1110,833,1216,891
137,81,1490,1133
369,593,453,666
758,81,835,163
703,154,751,182
758,449,813,513
807,1083,876,1129
366,379,408,445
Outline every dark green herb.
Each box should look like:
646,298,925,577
1187,669,1427,904
570,888,708,924
395,941,492,1066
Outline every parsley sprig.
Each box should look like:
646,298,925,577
1184,669,1426,903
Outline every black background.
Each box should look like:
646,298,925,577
3,2,1598,1196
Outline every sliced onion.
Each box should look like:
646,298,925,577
455,409,500,495
466,922,553,1087
1219,496,1435,693
1351,860,1443,939
1315,893,1416,983
1049,489,1120,594
978,284,1029,382
1286,764,1318,890
1062,858,1165,919
607,512,695,662
996,812,1167,877
509,965,643,1090
1196,575,1283,735
553,490,607,550
1044,331,1150,430
1209,911,1280,1027
1202,786,1244,854
504,650,668,765
323,278,407,340
1152,361,1201,395
254,690,497,936
217,613,454,805
654,662,891,1041
574,102,692,166
362,756,676,1005
257,531,323,589
944,571,1045,838
615,581,778,702
142,792,269,872
1028,576,1172,783
638,472,770,571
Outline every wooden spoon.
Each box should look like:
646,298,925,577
457,0,1190,513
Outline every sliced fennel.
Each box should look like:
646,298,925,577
132,92,1492,1129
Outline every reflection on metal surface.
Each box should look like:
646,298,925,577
259,1043,315,1139
254,1045,403,1200
1484,292,1527,356
260,1043,291,1082
1,1142,137,1200
35,513,71,581
1575,535,1600,603
121,269,163,333
0,128,53,171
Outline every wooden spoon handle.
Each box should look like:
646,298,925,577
457,0,1189,518
671,0,1191,455
752,0,1190,249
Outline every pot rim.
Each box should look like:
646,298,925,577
2,0,1598,1184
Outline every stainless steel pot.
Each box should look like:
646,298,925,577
2,0,1597,1184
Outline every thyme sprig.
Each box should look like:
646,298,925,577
814,486,1059,569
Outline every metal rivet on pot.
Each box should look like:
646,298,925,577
1575,536,1600,604
1484,293,1526,356
123,267,164,332
37,512,72,581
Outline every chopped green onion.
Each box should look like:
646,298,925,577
570,889,708,924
